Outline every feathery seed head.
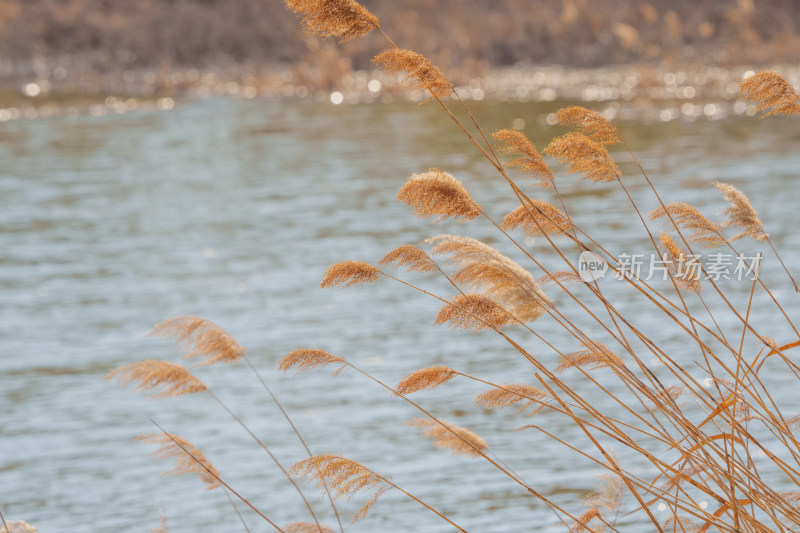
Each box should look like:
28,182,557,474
537,271,582,286
284,523,336,533
373,49,452,99
502,200,573,236
279,348,345,374
107,360,206,398
491,129,555,188
395,366,456,395
427,234,551,323
475,383,549,415
150,316,244,365
291,454,390,523
649,202,726,249
138,433,221,490
555,106,621,145
659,233,702,293
396,169,480,222
285,0,379,43
435,293,514,330
556,341,623,373
378,244,438,272
320,260,380,288
544,133,621,183
740,71,800,117
714,181,768,241
409,418,487,457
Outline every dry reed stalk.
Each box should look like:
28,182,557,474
396,168,481,221
150,316,244,365
740,71,800,117
409,418,488,457
106,360,206,398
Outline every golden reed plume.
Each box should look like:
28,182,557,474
107,360,206,398
320,260,380,288
544,133,621,183
649,202,726,249
409,419,487,457
138,433,221,490
474,383,549,415
279,349,345,374
291,454,391,523
569,507,602,533
502,200,574,236
740,71,800,117
555,341,623,373
396,169,481,221
659,232,702,293
555,106,621,145
378,244,438,272
491,129,555,188
284,0,378,43
714,182,768,241
428,234,550,322
395,366,456,395
284,523,336,533
150,316,244,365
538,271,582,286
435,293,514,329
373,49,452,99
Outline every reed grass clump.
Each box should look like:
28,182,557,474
111,1,800,531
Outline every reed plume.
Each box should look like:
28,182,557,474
538,271,582,286
713,182,768,241
555,106,622,145
149,316,244,365
428,234,550,322
569,508,602,533
284,0,378,43
474,383,549,415
649,202,726,249
555,342,623,373
544,133,621,184
491,129,555,188
284,522,336,533
583,473,624,527
739,71,800,117
502,200,574,236
279,349,345,374
320,260,380,288
152,515,168,533
395,366,456,395
396,169,481,221
138,433,222,490
435,293,514,329
373,49,452,99
107,360,206,398
409,418,487,457
378,244,438,272
659,232,702,293
291,454,391,523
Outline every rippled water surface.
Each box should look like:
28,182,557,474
2,98,800,532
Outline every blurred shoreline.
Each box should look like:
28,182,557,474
2,61,800,123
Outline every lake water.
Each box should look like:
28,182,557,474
2,97,800,532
